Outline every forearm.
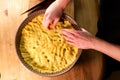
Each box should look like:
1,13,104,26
92,38,120,61
56,0,72,9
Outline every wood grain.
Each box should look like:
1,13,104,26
75,0,99,35
0,0,103,80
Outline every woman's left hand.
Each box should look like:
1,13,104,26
61,28,95,49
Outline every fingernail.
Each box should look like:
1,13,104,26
42,21,48,29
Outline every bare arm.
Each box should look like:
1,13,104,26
92,37,120,61
56,0,71,9
61,28,120,61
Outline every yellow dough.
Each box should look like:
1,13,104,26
20,14,78,73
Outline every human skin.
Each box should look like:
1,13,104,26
43,0,120,61
42,0,71,29
61,28,120,61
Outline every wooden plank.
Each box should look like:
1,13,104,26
0,0,103,80
0,0,29,80
75,0,99,35
65,0,74,18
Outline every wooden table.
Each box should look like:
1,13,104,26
0,0,103,80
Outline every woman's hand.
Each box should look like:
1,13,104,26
42,1,63,29
61,28,95,49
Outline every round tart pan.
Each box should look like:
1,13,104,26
15,9,82,76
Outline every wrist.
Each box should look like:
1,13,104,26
91,37,106,50
55,0,71,9
89,37,99,50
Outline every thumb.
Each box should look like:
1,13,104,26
53,18,59,28
81,28,87,32
42,18,51,29
81,27,92,35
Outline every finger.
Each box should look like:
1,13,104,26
66,40,77,47
63,35,73,43
43,20,51,29
61,29,79,38
66,40,74,44
61,30,75,40
62,31,79,48
42,13,48,25
81,28,89,33
61,29,73,35
42,16,52,29
62,29,78,35
81,28,93,36
53,18,59,28
62,33,77,44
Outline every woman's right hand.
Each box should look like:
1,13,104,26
42,1,64,29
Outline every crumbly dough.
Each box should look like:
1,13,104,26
20,14,78,73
